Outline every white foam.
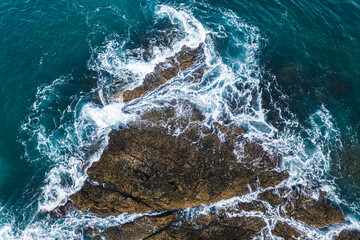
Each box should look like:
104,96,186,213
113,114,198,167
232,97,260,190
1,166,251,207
155,5,207,49
0,226,13,240
89,5,207,99
81,102,137,129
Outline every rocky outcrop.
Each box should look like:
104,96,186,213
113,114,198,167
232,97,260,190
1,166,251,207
84,196,346,240
282,194,344,228
156,215,266,240
59,43,347,239
70,103,289,215
66,100,346,239
121,45,205,102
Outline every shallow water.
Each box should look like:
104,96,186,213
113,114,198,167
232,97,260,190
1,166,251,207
0,0,359,238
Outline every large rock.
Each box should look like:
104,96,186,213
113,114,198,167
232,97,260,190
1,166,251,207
70,103,288,215
60,100,347,240
61,89,347,240
50,200,73,217
70,124,288,215
121,45,205,102
69,102,346,236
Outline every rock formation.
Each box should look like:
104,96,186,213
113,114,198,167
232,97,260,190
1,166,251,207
70,102,289,215
69,102,345,239
121,45,205,102
55,45,347,239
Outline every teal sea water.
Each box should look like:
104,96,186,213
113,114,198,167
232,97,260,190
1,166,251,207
0,0,359,238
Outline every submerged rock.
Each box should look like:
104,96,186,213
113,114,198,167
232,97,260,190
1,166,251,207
50,200,73,217
121,45,205,102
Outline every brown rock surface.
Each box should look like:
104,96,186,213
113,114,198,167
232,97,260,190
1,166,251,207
70,102,289,215
335,229,360,240
122,45,204,102
104,212,176,240
100,211,265,240
177,216,265,240
69,103,345,238
257,187,345,228
258,189,284,205
213,122,279,170
66,92,345,239
70,122,288,215
235,201,267,213
279,187,345,228
272,221,301,239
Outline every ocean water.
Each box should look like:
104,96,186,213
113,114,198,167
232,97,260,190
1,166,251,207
0,0,359,239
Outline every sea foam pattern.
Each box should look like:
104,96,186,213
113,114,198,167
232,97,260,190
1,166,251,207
0,3,357,239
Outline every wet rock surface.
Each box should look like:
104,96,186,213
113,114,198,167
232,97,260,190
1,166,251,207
259,187,344,228
103,212,177,240
70,103,289,215
50,200,73,217
234,200,267,213
90,211,266,240
272,221,301,239
68,105,345,239
335,229,360,240
281,188,344,228
121,45,205,102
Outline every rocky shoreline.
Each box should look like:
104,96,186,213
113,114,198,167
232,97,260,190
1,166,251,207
54,44,359,239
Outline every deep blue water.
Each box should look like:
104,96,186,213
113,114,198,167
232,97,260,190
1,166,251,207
0,0,359,238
